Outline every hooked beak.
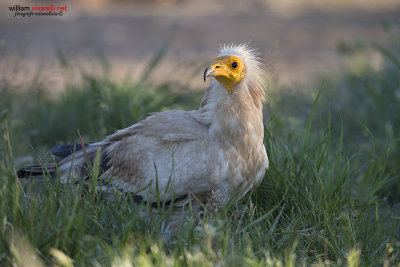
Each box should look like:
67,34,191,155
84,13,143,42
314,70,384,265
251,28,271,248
203,67,215,82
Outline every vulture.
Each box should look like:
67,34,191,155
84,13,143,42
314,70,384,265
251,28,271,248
18,44,269,231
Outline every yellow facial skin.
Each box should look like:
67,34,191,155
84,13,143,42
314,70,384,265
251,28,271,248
204,56,245,92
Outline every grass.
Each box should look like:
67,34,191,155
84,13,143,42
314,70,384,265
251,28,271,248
1,31,400,266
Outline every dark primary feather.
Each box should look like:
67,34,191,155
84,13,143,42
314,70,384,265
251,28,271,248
48,144,88,158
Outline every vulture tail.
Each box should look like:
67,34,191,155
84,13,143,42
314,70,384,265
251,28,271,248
16,143,110,179
17,163,57,178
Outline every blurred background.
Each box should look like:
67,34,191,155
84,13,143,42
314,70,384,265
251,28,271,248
1,0,399,88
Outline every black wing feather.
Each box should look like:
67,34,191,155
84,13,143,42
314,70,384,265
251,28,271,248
48,144,88,158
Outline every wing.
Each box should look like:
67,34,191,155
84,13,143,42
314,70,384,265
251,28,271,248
105,110,207,143
99,110,214,202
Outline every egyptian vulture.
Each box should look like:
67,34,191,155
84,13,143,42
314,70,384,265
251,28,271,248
18,44,269,224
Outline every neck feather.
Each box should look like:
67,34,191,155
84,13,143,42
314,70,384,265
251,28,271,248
198,81,264,144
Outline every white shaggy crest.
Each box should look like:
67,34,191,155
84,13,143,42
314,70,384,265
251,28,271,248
218,43,266,92
199,43,266,125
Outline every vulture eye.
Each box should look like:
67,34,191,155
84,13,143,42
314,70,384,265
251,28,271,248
231,62,238,69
